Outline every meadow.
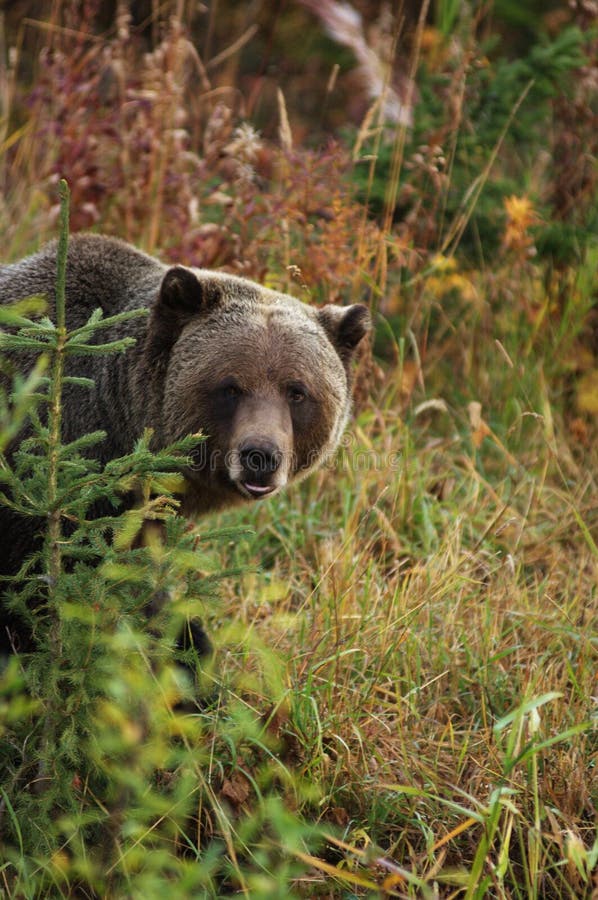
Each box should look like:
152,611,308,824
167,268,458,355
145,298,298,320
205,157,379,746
0,2,596,897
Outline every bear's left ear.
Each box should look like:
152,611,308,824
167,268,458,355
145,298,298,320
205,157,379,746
147,266,223,358
318,304,371,365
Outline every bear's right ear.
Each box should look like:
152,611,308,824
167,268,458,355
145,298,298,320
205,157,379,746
158,266,222,319
147,266,222,358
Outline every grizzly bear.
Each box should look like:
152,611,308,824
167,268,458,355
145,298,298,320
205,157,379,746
0,234,369,652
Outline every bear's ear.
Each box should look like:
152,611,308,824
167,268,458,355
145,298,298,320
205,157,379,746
318,304,371,364
158,266,222,319
147,266,223,359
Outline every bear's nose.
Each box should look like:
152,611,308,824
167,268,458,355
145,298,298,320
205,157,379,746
238,440,282,479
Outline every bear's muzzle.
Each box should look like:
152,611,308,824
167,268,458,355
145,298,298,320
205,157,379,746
233,438,285,499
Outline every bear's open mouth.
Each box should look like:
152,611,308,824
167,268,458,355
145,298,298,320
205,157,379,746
241,482,277,499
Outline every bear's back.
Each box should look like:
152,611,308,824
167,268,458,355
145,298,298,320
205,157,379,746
0,234,166,329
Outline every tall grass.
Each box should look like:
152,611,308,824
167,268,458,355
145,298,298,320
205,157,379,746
1,1,596,896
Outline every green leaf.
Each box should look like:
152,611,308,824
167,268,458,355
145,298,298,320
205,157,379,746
493,692,563,733
64,337,137,355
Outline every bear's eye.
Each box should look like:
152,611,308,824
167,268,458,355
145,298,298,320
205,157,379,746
287,383,308,405
217,379,242,401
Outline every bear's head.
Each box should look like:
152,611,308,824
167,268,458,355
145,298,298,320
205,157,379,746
145,265,370,515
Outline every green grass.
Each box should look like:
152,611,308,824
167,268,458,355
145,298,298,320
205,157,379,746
208,351,597,895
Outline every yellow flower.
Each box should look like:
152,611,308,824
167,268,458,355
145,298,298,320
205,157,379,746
504,195,536,229
426,254,477,302
430,253,457,274
503,195,538,254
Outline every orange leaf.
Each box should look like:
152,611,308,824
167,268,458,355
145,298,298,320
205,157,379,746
431,816,479,852
468,401,491,448
293,851,381,891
